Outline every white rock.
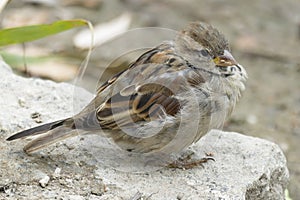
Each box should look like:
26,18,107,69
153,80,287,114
0,60,289,199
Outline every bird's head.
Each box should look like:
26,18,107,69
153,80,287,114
181,22,247,83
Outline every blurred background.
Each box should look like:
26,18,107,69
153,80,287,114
1,0,300,198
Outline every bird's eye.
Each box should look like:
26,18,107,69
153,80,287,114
230,66,237,72
199,49,209,57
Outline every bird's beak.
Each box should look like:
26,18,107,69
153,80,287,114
213,50,238,67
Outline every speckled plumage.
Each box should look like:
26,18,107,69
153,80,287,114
7,22,247,155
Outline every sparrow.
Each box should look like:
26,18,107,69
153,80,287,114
7,22,247,156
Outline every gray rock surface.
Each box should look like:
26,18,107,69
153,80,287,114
0,60,289,199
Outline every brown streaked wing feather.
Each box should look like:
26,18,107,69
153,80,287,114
96,81,181,130
74,65,208,133
92,40,208,131
95,42,174,95
95,69,206,131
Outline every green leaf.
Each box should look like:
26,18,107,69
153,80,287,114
0,19,88,46
0,51,54,67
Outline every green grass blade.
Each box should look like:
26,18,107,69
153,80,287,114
0,19,88,46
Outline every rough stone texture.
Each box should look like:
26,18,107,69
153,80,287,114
0,60,289,199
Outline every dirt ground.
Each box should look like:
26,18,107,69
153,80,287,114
1,0,300,199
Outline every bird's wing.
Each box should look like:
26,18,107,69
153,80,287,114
74,41,217,133
95,53,208,130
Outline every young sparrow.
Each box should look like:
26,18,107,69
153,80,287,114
7,22,247,155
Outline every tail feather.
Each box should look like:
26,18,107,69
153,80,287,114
6,119,70,141
23,127,79,154
6,118,80,154
7,111,101,153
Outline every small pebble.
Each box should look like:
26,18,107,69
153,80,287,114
31,112,43,123
39,175,50,188
18,98,26,107
52,167,61,178
177,193,184,200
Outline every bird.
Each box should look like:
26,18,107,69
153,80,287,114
7,22,247,157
